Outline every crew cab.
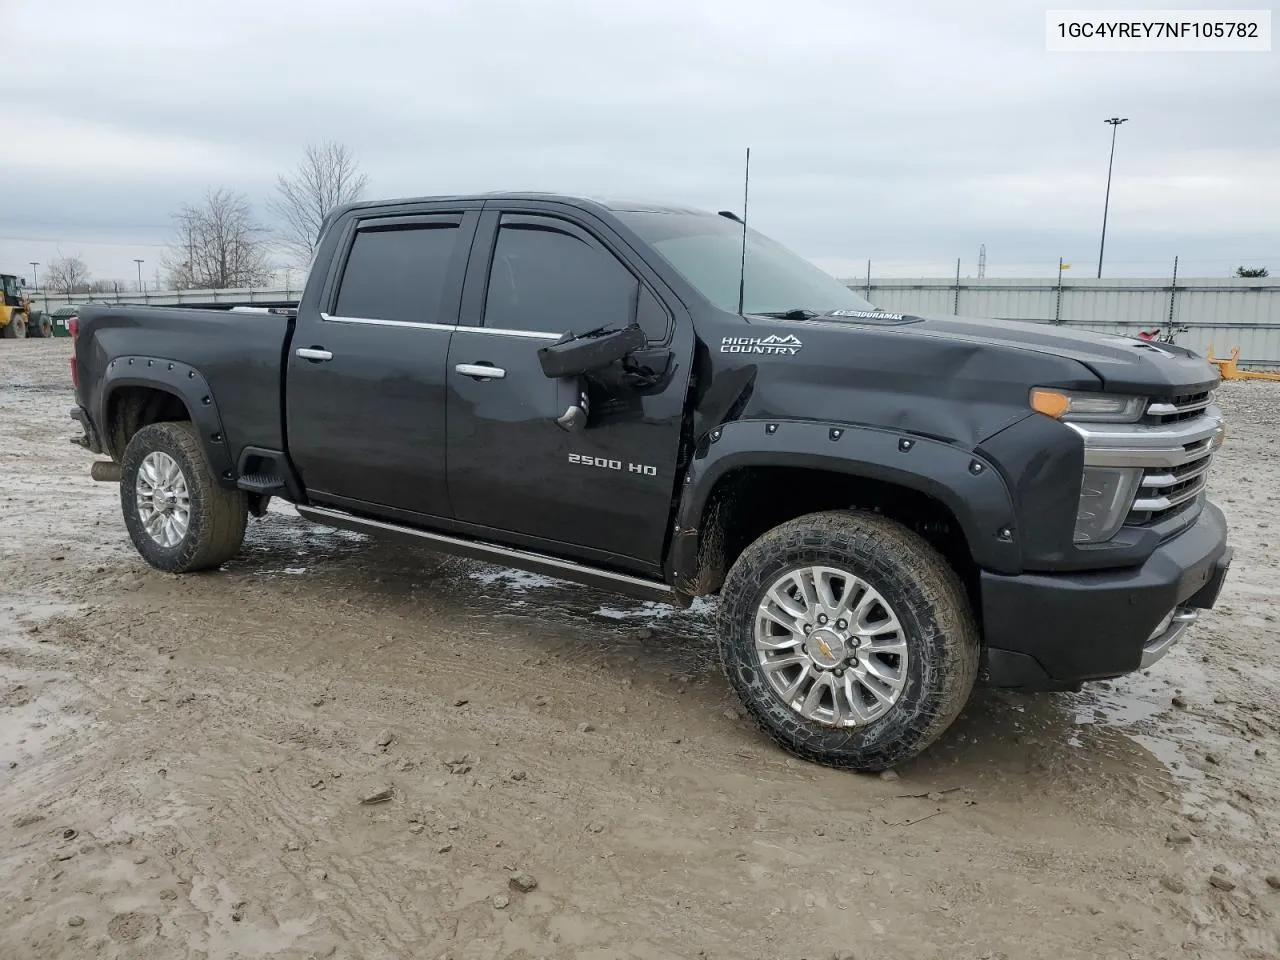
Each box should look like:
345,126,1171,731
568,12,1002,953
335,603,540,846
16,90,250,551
70,193,1232,770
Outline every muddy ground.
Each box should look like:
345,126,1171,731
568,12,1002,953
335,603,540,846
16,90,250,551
1,338,1278,960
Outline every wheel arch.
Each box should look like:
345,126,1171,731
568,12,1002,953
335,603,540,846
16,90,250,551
100,357,236,488
667,419,1022,605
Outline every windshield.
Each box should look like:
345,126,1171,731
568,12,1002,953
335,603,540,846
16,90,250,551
0,276,18,299
618,211,875,316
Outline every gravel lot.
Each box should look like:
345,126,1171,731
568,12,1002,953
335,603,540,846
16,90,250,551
2,337,1278,960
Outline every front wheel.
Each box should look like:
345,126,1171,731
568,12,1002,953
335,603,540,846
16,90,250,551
120,421,248,573
717,510,979,772
2,311,27,338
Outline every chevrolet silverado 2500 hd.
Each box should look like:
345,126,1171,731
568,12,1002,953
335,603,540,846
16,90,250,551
71,193,1233,770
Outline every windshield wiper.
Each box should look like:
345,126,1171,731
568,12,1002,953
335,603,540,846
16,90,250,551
755,308,821,320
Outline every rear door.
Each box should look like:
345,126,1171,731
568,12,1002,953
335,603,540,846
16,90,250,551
445,206,694,571
287,207,478,520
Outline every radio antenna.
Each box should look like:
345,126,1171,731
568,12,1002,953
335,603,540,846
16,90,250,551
737,146,750,316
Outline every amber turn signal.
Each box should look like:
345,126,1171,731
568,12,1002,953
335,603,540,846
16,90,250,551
1030,388,1070,419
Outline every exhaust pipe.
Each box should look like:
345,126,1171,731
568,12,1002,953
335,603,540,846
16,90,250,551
90,461,122,483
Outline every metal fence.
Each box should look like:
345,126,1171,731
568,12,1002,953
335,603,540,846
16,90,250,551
841,276,1280,370
32,276,1280,370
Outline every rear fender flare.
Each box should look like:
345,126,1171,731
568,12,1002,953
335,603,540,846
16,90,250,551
667,419,1022,592
100,356,236,488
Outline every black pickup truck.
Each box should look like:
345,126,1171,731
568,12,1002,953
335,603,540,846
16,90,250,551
71,193,1232,770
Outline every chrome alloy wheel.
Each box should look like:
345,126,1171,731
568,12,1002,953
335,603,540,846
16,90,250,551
754,566,909,726
135,451,191,548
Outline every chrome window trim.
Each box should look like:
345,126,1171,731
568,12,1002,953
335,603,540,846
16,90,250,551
319,312,562,341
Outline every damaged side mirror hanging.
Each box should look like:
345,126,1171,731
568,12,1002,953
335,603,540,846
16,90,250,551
539,323,644,433
555,380,590,433
537,324,646,380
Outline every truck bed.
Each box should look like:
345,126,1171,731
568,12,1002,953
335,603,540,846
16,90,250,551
74,304,293,463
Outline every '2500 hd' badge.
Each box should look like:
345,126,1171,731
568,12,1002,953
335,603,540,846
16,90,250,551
720,334,802,356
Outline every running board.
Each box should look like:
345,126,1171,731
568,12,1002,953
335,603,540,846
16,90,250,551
295,505,674,604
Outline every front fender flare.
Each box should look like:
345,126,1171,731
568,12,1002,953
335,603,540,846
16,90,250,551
99,356,236,488
667,419,1022,592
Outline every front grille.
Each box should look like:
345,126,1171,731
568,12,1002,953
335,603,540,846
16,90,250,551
1126,440,1215,527
1145,392,1212,425
1068,390,1222,540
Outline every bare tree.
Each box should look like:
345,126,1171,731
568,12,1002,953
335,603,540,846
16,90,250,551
46,256,92,294
269,141,368,266
163,188,273,290
1236,265,1270,278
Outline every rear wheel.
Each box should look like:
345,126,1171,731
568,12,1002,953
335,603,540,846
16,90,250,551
30,314,52,337
717,509,979,772
2,310,27,338
120,421,248,573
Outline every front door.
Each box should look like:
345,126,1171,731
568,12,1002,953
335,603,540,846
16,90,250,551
287,209,477,520
445,209,693,571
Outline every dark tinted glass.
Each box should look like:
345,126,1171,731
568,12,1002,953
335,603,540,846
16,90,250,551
484,223,637,336
618,211,876,316
335,224,459,324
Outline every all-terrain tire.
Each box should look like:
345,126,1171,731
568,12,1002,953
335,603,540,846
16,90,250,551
717,509,979,772
31,314,52,337
120,421,248,573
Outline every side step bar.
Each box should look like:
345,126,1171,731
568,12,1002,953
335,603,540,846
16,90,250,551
237,473,288,495
295,505,675,604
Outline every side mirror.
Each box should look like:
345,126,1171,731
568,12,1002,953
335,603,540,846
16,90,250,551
537,324,646,380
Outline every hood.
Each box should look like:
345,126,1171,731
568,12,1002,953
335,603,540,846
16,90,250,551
766,311,1220,397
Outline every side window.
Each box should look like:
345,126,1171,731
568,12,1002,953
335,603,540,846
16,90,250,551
334,223,460,324
483,220,665,339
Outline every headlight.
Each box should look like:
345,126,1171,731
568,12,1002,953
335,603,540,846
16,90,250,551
1074,466,1142,543
1030,389,1145,423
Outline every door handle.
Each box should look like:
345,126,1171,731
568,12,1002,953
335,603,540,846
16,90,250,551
296,347,333,362
455,363,506,380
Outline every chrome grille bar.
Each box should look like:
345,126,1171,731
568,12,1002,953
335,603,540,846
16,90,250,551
1148,396,1212,417
1140,458,1214,488
1131,475,1210,513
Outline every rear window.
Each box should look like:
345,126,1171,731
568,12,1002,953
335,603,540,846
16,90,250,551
334,223,460,324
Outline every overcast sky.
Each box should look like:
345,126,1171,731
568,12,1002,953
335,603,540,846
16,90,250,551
3,0,1277,288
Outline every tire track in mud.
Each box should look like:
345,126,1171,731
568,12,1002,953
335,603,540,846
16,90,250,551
4,341,1280,960
28,573,1193,958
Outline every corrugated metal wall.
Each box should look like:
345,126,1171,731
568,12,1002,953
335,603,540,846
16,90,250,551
40,277,1280,370
847,277,1280,369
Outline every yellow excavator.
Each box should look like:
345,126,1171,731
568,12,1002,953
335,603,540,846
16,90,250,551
1,273,32,338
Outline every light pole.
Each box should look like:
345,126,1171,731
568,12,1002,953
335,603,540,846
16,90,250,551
1097,117,1128,278
134,259,145,293
29,261,39,290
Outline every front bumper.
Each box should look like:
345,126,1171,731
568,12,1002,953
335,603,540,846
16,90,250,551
980,501,1232,690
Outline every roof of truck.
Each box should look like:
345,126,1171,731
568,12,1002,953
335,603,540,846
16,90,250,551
339,193,710,216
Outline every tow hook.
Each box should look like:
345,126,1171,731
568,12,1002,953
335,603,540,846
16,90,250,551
90,461,122,483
